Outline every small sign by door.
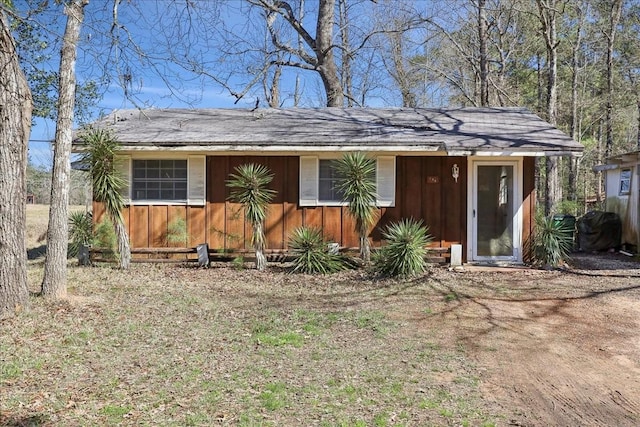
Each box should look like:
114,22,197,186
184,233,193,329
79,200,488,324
427,176,439,184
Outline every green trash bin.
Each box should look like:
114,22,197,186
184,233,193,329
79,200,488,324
553,214,576,250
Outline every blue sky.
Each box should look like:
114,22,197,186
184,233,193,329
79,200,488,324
26,1,271,167
24,0,432,168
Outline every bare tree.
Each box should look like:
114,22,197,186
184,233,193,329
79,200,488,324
41,0,89,299
0,8,32,317
567,0,587,204
536,0,563,215
478,0,490,107
338,0,354,106
603,0,623,157
253,0,344,106
374,1,426,108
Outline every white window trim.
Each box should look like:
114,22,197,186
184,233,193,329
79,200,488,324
299,155,396,207
619,168,632,196
116,154,206,206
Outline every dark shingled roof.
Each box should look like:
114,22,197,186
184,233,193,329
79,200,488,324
79,107,583,155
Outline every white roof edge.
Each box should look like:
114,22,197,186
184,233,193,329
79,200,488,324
446,150,583,157
79,145,582,157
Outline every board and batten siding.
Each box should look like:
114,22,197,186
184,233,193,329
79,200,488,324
93,155,536,261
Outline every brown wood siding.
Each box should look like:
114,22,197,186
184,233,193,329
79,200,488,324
97,155,472,255
442,157,466,246
284,157,303,245
207,155,227,250
187,206,206,247
380,157,467,251
423,158,443,243
150,206,168,247
92,201,106,225
522,157,536,262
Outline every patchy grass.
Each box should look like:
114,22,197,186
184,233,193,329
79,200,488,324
0,263,501,426
6,205,639,426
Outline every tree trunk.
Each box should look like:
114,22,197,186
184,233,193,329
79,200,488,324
42,0,89,298
568,4,584,205
537,0,561,215
115,218,131,270
478,0,489,107
637,99,640,150
316,0,344,107
360,235,371,263
338,0,353,107
254,222,267,271
0,12,32,318
605,0,623,157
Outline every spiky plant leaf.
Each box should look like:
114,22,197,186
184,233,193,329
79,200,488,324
226,163,276,270
333,152,378,262
533,215,573,268
288,226,350,274
68,211,92,257
78,127,131,269
374,218,433,277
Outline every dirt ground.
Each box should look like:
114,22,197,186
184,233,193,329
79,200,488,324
11,204,640,425
423,252,640,426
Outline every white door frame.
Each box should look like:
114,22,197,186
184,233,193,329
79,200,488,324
467,157,523,263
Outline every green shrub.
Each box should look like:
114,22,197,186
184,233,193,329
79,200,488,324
533,215,573,268
288,226,350,274
232,255,245,270
68,211,93,257
166,217,189,246
93,218,118,259
373,218,432,277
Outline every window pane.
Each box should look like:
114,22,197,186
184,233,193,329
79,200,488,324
175,166,188,179
147,167,160,178
133,168,146,179
319,179,334,201
319,159,343,202
620,169,631,195
131,159,188,201
175,188,187,200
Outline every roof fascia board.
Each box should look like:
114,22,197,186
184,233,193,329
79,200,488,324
98,146,582,157
446,150,582,157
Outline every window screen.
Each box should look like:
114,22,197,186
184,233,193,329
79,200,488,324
132,159,188,201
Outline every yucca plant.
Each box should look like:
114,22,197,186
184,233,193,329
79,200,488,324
373,218,433,277
288,226,349,274
533,215,573,268
226,163,276,271
68,211,93,258
79,128,131,269
333,152,378,262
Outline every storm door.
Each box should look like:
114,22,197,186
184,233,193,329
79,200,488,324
471,162,520,262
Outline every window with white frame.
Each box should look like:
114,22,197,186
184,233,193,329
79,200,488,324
115,155,206,205
318,159,346,203
619,168,631,195
132,159,188,201
299,156,395,207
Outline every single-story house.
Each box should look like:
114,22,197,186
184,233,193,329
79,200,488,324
595,150,640,252
75,107,583,263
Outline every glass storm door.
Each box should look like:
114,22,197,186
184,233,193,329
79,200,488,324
472,163,518,261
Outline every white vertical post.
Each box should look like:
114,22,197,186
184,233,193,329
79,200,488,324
450,244,463,267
